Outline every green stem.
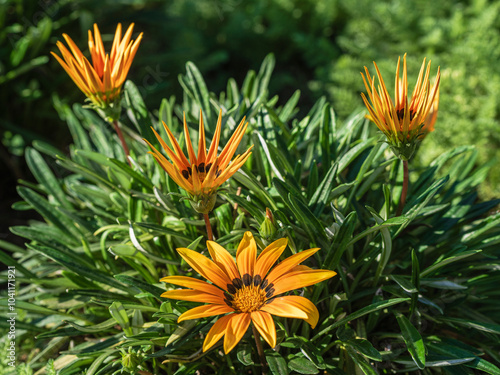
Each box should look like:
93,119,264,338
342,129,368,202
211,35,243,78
112,120,131,166
204,213,213,241
396,160,409,216
252,325,267,375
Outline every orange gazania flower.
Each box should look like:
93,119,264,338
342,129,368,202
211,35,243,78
160,232,336,354
145,110,253,213
52,23,143,110
361,54,440,160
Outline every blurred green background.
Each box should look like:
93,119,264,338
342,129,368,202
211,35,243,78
2,0,499,240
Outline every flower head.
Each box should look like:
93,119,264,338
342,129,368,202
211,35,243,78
361,54,440,160
52,23,142,116
145,110,253,213
160,232,336,354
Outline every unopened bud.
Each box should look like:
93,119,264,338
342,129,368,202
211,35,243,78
260,208,277,240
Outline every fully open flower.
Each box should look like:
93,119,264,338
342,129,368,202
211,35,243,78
361,54,440,160
160,232,336,354
52,23,142,115
145,110,253,213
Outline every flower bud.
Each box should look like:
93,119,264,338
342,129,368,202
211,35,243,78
260,208,277,240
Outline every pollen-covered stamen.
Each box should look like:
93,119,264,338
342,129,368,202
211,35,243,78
226,274,269,312
229,284,268,313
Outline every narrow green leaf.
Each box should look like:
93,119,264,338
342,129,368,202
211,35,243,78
420,250,481,277
346,339,382,361
109,301,133,336
395,313,426,369
312,298,410,339
26,148,72,209
16,186,82,240
288,357,319,374
27,243,128,291
266,352,289,375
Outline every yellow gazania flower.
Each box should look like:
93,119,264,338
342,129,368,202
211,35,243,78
145,110,253,213
361,54,440,160
160,232,336,354
51,23,143,113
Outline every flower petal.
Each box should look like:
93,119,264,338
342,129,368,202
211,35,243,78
261,295,319,328
160,275,224,296
254,238,288,278
236,231,257,278
176,248,232,290
183,113,197,165
161,289,225,305
207,241,240,282
265,248,320,285
178,304,233,322
203,314,232,352
206,110,222,164
197,109,207,164
272,269,336,296
223,313,251,354
251,311,276,349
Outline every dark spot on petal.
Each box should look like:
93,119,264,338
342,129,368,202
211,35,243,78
225,293,234,301
216,171,222,177
224,298,233,307
205,163,212,172
232,278,243,289
265,297,275,304
242,273,252,287
198,162,205,173
265,283,274,293
266,288,275,298
182,170,189,179
253,274,262,287
260,279,268,290
187,166,192,175
227,284,236,294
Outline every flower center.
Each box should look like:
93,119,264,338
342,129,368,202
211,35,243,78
225,274,275,313
181,163,221,182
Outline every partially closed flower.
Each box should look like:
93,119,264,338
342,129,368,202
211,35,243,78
52,23,142,119
361,54,440,160
145,110,253,214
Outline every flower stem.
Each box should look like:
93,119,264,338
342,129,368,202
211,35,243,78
252,325,267,375
112,120,131,166
203,213,213,241
396,160,409,216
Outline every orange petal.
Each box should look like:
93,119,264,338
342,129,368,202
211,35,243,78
206,110,222,164
261,295,319,328
207,241,240,281
254,238,288,278
218,118,248,170
178,304,233,322
203,314,232,352
236,231,257,278
162,121,191,168
197,109,207,164
160,275,223,296
251,311,276,348
213,147,253,186
110,23,123,64
272,269,336,296
161,289,225,305
265,248,320,285
177,248,232,290
223,313,251,354
183,113,197,165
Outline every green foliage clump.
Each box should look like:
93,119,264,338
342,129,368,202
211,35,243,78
0,55,499,374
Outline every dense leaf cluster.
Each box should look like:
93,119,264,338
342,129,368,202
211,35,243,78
1,56,499,374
